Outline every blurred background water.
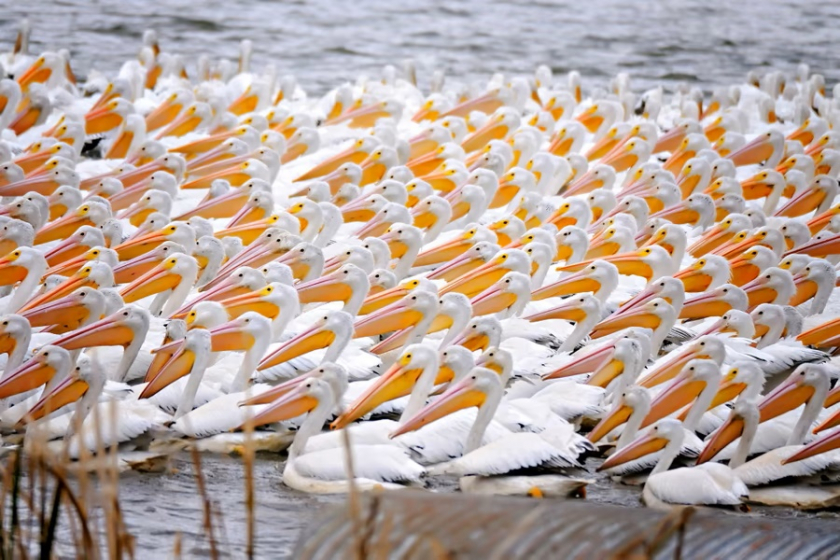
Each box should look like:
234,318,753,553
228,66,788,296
2,0,840,556
2,0,840,95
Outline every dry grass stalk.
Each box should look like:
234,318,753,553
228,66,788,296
188,444,219,559
241,418,256,559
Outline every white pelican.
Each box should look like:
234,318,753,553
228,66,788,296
244,365,425,493
392,368,594,497
599,419,748,508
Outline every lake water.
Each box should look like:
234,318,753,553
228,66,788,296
2,0,840,556
2,0,840,95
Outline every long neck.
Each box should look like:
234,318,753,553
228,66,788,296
0,92,19,130
7,264,45,313
439,313,469,349
149,290,170,317
650,435,681,475
670,244,686,274
763,182,783,214
617,403,649,449
423,220,446,246
395,319,432,359
392,244,421,279
618,354,643,395
811,280,831,315
230,337,270,393
463,199,488,226
466,389,501,453
271,301,299,342
161,277,195,317
115,330,147,382
322,332,350,364
197,255,222,287
68,375,106,438
789,388,828,445
398,362,440,423
595,277,616,303
289,395,333,460
560,313,599,353
650,319,671,359
302,215,324,244
683,381,718,432
176,356,209,418
569,241,586,265
314,221,340,249
757,320,784,348
729,417,757,469
4,333,31,378
342,287,367,317
531,262,549,290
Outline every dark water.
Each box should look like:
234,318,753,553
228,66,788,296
3,0,840,555
2,0,840,95
116,454,338,558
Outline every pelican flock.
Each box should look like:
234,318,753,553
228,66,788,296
1,22,840,509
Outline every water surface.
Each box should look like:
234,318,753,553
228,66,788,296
2,0,839,95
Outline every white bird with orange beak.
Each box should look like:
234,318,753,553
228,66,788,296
599,418,748,508
48,305,152,383
258,310,380,383
590,297,677,359
14,353,169,459
0,247,47,313
390,368,594,496
696,365,840,502
139,313,273,424
239,364,426,493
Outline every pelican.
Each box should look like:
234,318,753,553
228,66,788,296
590,298,677,358
18,355,169,459
599,419,748,509
0,247,47,312
52,306,151,382
392,368,594,497
242,366,425,493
